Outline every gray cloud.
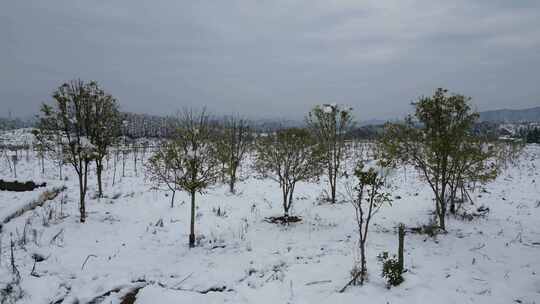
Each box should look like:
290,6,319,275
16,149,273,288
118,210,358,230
1,0,539,121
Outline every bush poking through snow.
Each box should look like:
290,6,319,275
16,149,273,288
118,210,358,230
377,251,404,288
409,222,443,238
1,235,24,304
0,281,24,304
264,215,302,225
212,206,228,217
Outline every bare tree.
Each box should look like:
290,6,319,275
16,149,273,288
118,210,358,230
254,128,320,220
307,104,354,204
217,115,252,193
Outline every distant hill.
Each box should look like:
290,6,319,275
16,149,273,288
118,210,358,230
479,106,540,123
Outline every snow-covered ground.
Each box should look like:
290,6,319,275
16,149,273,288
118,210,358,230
0,131,539,304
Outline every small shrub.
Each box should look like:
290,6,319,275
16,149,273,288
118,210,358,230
349,264,365,286
264,215,302,225
377,252,404,288
410,221,443,237
212,206,228,217
0,281,24,304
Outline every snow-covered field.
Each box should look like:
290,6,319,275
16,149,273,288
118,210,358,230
1,131,539,304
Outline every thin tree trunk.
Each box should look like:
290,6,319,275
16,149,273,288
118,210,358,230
437,196,446,230
328,166,335,204
78,169,86,223
331,178,336,204
189,190,196,248
359,240,367,285
96,158,103,198
170,190,175,208
229,167,236,194
112,151,117,185
282,184,289,218
133,148,138,177
288,183,295,217
122,151,126,177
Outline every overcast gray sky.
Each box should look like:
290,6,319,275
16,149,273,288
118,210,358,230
1,0,539,121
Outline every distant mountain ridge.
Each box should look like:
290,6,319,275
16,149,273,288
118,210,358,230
479,106,540,123
2,105,539,131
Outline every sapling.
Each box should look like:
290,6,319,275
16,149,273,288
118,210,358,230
345,163,392,288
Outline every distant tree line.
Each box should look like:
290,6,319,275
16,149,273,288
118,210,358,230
519,126,540,143
0,117,36,130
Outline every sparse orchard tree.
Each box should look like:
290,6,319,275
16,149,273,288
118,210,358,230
35,80,98,223
447,137,499,214
86,83,121,198
254,128,320,220
216,115,252,193
32,129,66,179
307,104,354,204
379,88,496,230
146,140,183,208
168,109,221,248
